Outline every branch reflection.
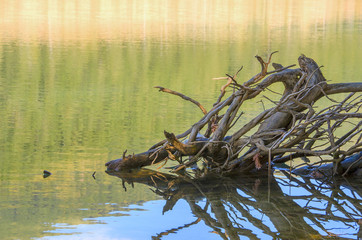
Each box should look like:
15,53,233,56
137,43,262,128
106,169,362,239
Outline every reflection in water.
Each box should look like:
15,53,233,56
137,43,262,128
108,169,362,239
0,1,362,239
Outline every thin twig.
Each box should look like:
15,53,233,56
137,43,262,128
155,86,207,115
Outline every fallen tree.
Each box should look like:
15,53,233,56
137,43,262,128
106,53,362,178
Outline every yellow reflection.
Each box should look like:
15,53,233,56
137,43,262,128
0,0,361,42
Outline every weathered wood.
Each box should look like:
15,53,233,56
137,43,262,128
292,151,362,178
154,86,207,115
105,54,362,177
105,131,206,171
105,148,168,171
324,82,362,95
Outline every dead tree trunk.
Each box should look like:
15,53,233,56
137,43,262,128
105,53,362,178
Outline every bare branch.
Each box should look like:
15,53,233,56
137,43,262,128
155,86,207,115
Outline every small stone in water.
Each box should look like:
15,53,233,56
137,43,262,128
43,170,52,178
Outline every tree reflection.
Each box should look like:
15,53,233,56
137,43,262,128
106,169,362,239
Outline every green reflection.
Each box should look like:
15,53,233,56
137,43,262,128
0,1,361,239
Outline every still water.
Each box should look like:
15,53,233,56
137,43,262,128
0,1,361,239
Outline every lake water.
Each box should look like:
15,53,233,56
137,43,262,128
0,1,361,239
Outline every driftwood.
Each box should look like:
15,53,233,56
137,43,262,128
106,53,362,178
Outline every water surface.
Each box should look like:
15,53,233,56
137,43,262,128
0,1,361,239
